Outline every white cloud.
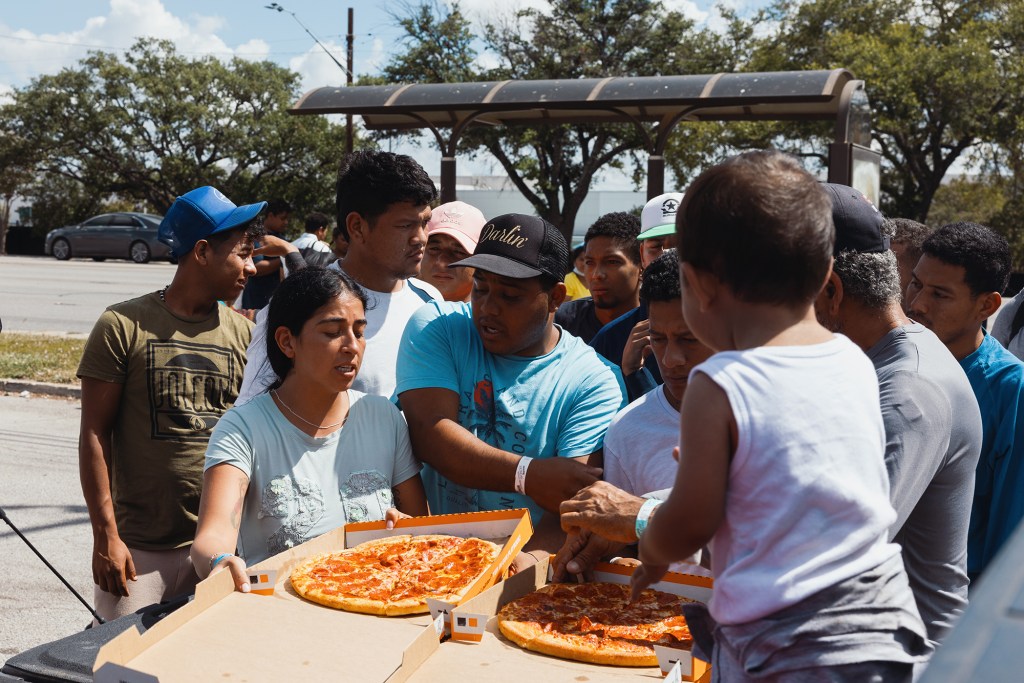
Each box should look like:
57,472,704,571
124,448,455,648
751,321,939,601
0,0,276,90
663,0,710,23
453,0,548,24
365,38,387,74
288,41,349,91
235,39,271,62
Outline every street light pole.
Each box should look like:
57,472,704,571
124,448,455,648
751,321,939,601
346,7,354,155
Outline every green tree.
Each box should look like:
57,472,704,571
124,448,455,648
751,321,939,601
376,0,733,241
9,38,352,228
24,175,105,239
0,113,37,254
927,176,1007,228
384,0,478,83
743,0,1024,221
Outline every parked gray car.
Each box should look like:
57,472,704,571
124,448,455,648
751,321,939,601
44,212,171,263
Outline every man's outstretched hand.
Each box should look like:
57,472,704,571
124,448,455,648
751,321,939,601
559,481,647,543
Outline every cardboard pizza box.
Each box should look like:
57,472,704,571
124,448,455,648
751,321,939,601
406,556,713,683
92,509,533,683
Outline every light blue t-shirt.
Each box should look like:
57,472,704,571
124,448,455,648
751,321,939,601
205,390,421,565
960,332,1024,578
395,301,626,523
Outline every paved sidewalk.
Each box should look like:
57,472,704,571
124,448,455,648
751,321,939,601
0,380,81,400
0,394,92,658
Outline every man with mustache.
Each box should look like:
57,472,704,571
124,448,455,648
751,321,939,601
397,213,626,550
236,151,442,402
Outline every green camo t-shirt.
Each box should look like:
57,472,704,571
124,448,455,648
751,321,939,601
77,292,253,549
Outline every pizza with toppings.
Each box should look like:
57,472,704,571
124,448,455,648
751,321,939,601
497,582,694,666
290,534,502,616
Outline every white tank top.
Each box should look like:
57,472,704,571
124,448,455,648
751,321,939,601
697,335,899,624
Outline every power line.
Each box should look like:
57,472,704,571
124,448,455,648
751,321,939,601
264,3,352,78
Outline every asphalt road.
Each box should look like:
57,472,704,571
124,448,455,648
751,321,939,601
0,393,93,659
0,255,175,335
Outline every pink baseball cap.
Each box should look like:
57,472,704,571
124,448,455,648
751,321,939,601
427,201,486,254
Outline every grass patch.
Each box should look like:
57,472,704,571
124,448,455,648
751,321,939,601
0,333,85,384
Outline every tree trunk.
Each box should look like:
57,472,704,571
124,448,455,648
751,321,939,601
0,197,10,256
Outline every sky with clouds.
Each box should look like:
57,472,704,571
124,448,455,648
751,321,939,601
0,0,757,185
0,0,753,92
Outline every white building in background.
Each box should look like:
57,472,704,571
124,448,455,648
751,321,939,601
432,176,646,244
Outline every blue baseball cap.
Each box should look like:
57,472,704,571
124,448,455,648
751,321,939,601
158,186,267,257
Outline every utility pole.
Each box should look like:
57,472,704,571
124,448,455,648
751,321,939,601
346,7,354,155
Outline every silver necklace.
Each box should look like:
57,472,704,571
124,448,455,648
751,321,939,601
159,285,169,301
272,390,347,430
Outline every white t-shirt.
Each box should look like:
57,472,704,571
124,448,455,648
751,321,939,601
604,386,705,574
205,390,421,565
235,270,442,405
604,386,680,496
696,335,899,625
291,233,321,250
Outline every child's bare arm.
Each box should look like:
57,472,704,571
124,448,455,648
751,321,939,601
638,372,732,567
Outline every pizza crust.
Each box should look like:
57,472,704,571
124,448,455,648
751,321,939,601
512,628,657,667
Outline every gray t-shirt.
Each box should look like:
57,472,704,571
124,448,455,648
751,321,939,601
205,390,421,565
866,322,983,645
992,295,1024,361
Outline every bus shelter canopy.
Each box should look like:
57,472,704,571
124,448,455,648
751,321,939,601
290,69,869,201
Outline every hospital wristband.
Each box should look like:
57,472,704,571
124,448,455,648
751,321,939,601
514,456,533,495
210,553,234,571
634,499,662,540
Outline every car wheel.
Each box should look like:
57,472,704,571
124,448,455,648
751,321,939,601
52,238,71,260
130,241,151,264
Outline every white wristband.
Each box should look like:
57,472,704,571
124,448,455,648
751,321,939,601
514,456,533,495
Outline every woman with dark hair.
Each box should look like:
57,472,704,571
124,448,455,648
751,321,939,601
191,267,428,591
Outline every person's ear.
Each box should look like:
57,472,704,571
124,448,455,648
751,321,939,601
346,212,368,244
549,282,567,311
193,239,212,266
824,270,844,317
976,291,1002,322
274,326,297,360
681,262,716,312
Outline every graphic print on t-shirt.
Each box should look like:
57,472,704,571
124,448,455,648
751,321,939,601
147,339,238,441
260,474,326,556
461,376,520,447
341,469,394,522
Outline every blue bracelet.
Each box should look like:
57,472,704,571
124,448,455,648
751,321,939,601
635,499,662,540
210,552,233,571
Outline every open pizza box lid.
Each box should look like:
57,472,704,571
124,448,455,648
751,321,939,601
92,508,532,683
405,557,713,683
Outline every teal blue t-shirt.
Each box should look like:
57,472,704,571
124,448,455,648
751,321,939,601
396,301,626,523
961,332,1024,578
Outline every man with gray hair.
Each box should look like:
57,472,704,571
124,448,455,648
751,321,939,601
814,185,982,647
